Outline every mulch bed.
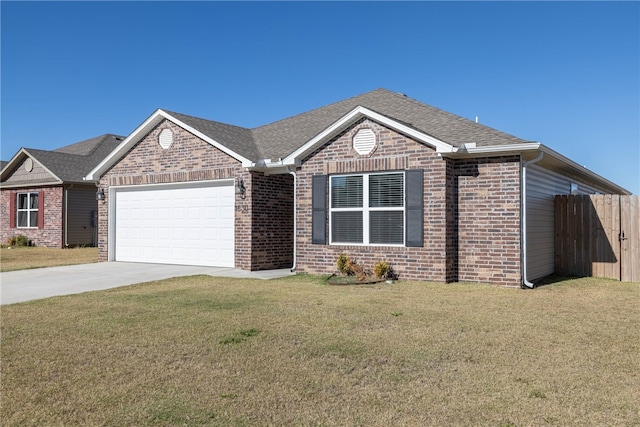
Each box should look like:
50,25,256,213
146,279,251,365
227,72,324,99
326,274,388,286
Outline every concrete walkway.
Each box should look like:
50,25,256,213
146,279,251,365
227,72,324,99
0,262,294,305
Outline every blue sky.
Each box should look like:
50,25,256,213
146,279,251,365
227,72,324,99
2,1,638,193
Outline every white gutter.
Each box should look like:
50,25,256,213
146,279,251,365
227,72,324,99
286,167,297,272
521,152,544,288
446,142,629,195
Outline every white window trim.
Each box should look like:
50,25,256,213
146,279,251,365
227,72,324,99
329,172,405,246
17,192,39,228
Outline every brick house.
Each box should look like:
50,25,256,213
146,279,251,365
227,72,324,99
1,134,123,247
86,89,629,287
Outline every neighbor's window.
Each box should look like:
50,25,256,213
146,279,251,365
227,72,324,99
330,172,404,245
17,192,39,228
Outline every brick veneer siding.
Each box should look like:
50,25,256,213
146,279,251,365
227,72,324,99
0,186,64,248
295,118,523,286
250,171,294,270
295,119,450,282
450,156,522,287
98,120,254,267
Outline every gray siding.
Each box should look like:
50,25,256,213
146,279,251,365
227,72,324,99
525,164,600,281
4,158,58,185
66,187,98,246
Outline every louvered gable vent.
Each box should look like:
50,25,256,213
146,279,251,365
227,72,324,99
353,128,376,155
159,128,173,149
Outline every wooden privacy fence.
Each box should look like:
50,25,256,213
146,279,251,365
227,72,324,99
555,195,639,282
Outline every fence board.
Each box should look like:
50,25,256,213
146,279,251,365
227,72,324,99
621,195,640,282
555,195,638,282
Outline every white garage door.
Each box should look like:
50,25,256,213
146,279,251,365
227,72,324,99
114,181,234,267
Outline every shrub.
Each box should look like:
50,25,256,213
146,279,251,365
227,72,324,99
8,235,31,247
337,253,351,275
336,254,370,280
373,260,390,279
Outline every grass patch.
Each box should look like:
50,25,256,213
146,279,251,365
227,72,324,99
0,246,98,272
1,275,639,425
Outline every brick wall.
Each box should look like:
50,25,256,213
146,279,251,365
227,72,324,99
250,172,294,270
0,186,64,248
98,119,248,265
451,156,522,287
295,118,449,282
295,118,523,286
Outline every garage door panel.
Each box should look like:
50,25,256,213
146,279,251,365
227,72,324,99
114,182,234,267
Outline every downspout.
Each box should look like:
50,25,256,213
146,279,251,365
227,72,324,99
64,184,74,247
522,151,544,288
286,167,297,272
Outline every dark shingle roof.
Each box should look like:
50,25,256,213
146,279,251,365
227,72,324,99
161,88,531,162
164,111,261,161
252,88,530,159
28,134,124,182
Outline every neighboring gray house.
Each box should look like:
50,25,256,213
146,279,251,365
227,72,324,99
1,134,124,247
85,88,629,287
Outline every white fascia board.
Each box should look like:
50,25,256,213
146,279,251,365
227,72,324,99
85,109,255,181
450,142,542,156
282,106,455,166
537,144,630,194
443,142,629,194
85,110,166,181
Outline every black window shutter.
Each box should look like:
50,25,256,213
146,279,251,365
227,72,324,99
405,170,424,247
312,175,327,244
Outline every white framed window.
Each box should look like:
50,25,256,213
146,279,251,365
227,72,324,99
330,172,404,245
17,192,39,228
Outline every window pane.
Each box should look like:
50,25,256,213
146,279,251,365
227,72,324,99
30,212,38,227
332,211,363,243
30,193,38,209
331,176,363,208
17,211,28,227
18,194,28,209
370,173,404,207
370,211,404,244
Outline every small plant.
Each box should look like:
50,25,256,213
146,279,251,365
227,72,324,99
220,328,260,344
529,389,547,399
337,253,351,275
8,234,30,247
373,260,390,279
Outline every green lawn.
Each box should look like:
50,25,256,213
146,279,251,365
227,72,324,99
1,275,638,426
0,246,98,272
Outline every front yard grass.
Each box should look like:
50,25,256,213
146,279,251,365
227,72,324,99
1,275,638,426
0,246,98,272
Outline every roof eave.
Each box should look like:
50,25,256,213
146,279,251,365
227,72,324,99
441,143,630,195
1,149,64,184
0,180,65,189
281,106,455,166
85,109,256,181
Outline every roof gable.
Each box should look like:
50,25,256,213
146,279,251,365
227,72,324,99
0,149,62,186
252,88,531,160
1,134,124,186
86,110,257,181
282,106,455,166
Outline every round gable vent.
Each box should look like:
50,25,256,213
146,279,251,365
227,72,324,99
24,158,34,172
353,128,376,155
158,128,173,149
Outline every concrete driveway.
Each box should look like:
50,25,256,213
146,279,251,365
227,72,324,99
0,262,293,305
